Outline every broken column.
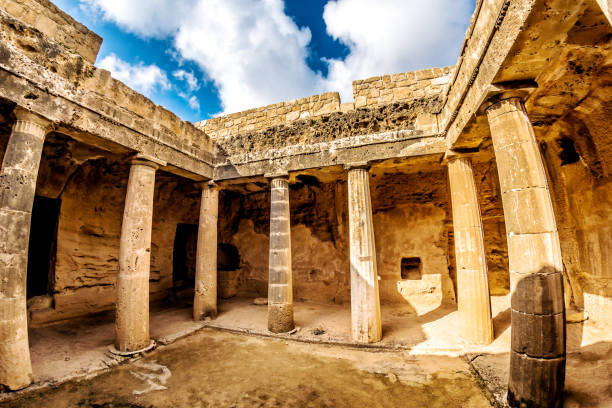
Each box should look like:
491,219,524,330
346,163,381,343
267,174,294,333
115,154,163,353
0,107,50,390
193,181,219,320
486,98,565,408
447,154,494,345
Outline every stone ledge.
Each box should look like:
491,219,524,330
214,131,446,180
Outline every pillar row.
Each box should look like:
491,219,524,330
346,163,381,343
267,175,294,333
0,107,50,391
193,181,219,320
115,154,163,353
487,98,565,408
447,155,494,345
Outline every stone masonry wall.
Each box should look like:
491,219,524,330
201,71,453,160
0,0,101,64
29,158,201,325
219,169,463,315
352,67,454,109
199,92,341,139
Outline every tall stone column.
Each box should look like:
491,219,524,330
267,174,294,333
193,181,219,320
486,98,565,408
0,108,50,390
447,154,494,345
346,163,381,343
115,154,163,353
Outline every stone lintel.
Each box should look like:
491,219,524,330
343,161,370,171
264,171,290,180
131,153,167,169
214,134,445,181
194,180,220,190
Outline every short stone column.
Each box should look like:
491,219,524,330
0,108,50,390
346,163,381,343
267,174,294,333
193,181,219,320
115,154,163,353
486,98,565,408
447,154,494,345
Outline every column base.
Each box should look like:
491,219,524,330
268,303,294,333
194,307,218,321
108,340,156,357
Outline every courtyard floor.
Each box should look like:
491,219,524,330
0,296,610,406
1,328,492,408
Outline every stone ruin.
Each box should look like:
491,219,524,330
0,0,610,406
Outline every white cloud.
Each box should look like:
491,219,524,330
85,0,323,114
83,0,472,114
97,54,170,96
173,69,200,93
171,0,323,113
81,0,198,38
188,95,200,111
321,0,473,100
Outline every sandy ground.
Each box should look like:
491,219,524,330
1,295,610,407
204,296,513,355
1,328,492,408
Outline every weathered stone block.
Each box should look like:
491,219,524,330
5,1,25,18
454,227,487,270
0,210,31,255
354,95,367,108
502,187,557,234
511,310,565,358
507,232,563,282
218,269,241,299
510,269,565,315
495,140,548,192
508,352,565,408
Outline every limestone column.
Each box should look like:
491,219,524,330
0,108,50,390
193,181,219,320
346,163,381,343
267,174,294,333
447,155,494,345
115,154,163,353
486,98,565,408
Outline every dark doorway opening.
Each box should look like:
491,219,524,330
401,257,422,280
557,136,580,166
27,195,61,299
172,223,198,290
218,243,240,271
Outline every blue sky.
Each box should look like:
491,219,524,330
53,0,475,123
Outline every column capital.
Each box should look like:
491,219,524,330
264,171,289,180
130,153,167,169
343,161,370,171
442,150,475,165
484,96,526,118
478,79,536,115
13,106,52,134
195,180,221,190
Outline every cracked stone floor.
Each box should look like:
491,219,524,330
1,328,493,408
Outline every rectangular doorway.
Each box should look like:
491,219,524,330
27,195,61,298
172,223,198,289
